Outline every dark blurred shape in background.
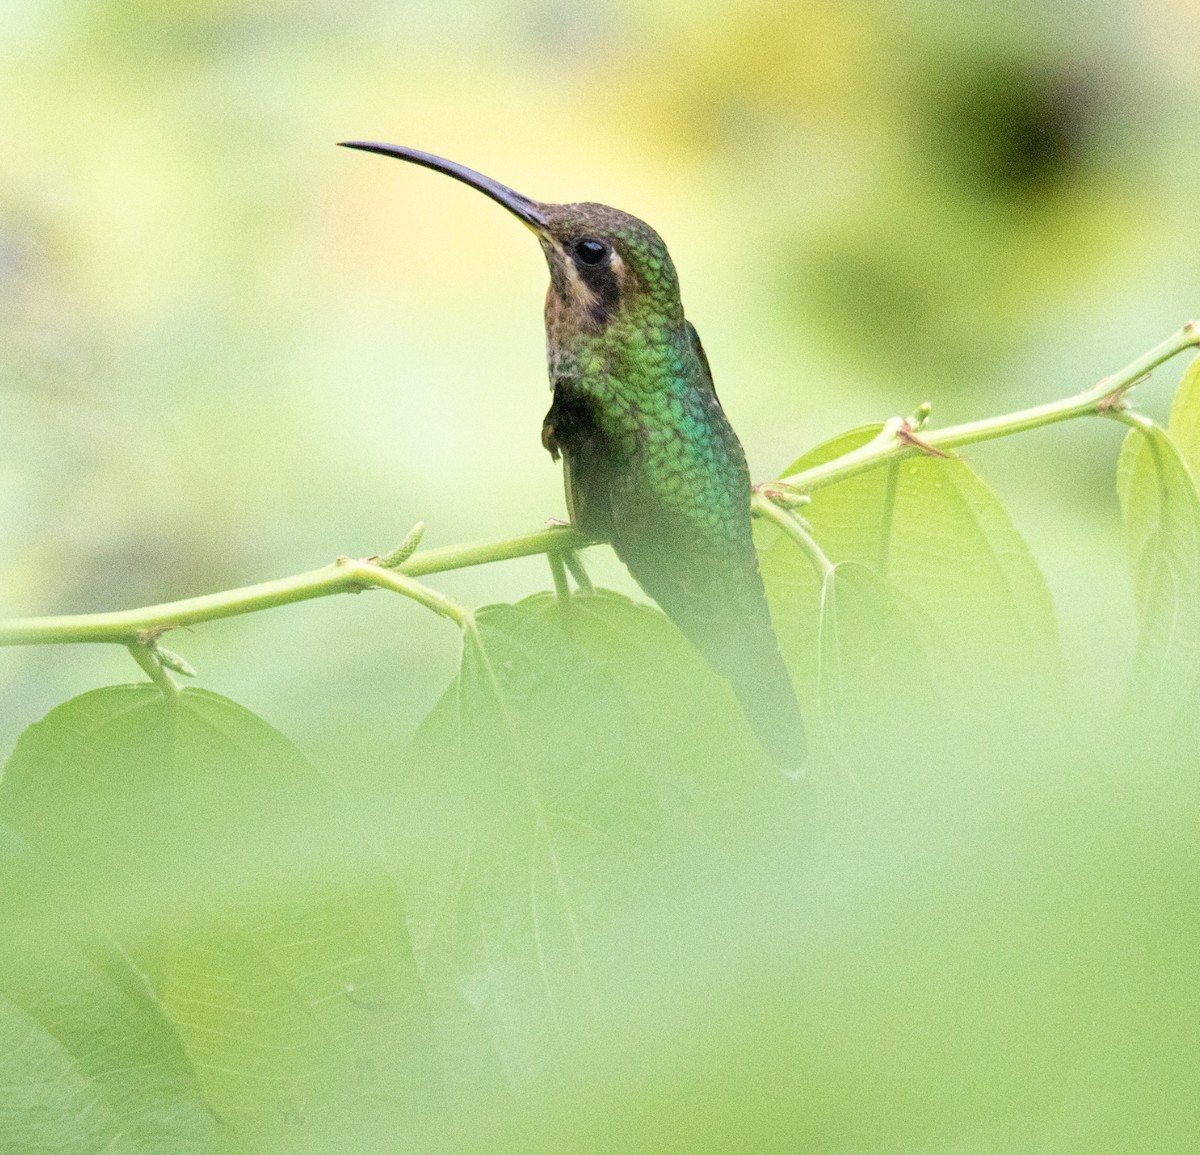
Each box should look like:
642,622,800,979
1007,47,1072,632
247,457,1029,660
925,54,1094,198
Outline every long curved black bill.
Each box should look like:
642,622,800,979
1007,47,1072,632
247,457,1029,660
338,141,548,231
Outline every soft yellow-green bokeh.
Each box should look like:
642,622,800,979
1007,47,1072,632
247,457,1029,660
2,0,1198,768
3,8,1200,1151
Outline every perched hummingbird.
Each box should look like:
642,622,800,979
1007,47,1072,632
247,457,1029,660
340,142,806,773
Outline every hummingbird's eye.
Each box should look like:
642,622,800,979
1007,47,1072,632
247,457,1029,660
574,238,610,266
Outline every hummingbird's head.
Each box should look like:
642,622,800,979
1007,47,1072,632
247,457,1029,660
338,142,683,332
533,201,682,332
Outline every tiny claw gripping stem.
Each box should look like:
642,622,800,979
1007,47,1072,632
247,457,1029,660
754,480,811,510
754,484,814,533
135,626,174,645
562,549,594,595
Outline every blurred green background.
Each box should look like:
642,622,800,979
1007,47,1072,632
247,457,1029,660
4,5,1200,1153
2,0,1198,763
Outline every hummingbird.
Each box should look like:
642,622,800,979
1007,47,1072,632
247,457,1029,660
340,142,806,773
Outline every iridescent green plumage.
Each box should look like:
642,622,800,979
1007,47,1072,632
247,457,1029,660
341,143,806,771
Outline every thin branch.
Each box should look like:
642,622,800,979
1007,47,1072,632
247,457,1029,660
752,492,835,581
779,323,1199,493
359,560,471,627
400,525,590,577
0,324,1196,650
1106,408,1159,436
1,558,468,646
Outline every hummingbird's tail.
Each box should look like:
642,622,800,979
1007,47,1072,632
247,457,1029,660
724,643,808,777
655,578,808,774
617,540,807,774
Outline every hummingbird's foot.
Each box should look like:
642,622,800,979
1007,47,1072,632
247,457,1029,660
562,548,594,595
755,484,814,532
547,545,594,600
754,481,811,509
545,516,573,528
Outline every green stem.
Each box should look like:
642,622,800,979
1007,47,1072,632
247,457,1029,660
360,561,472,627
562,549,595,596
548,552,571,602
127,644,180,699
0,324,1195,650
752,492,835,581
780,323,1199,492
2,558,468,646
399,525,589,577
1106,408,1158,436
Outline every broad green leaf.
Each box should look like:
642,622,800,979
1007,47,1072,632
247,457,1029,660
458,605,665,1063
397,602,665,1087
531,589,771,789
390,682,509,1110
0,687,440,1155
761,425,1061,706
1116,424,1200,723
1166,354,1200,478
817,561,941,773
0,824,233,1155
397,592,792,1102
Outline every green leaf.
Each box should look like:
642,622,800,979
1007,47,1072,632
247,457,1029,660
1166,354,1200,478
458,604,666,1056
817,561,941,773
1116,423,1200,723
762,426,1061,705
0,686,441,1155
397,602,666,1087
397,592,784,1104
0,824,233,1155
386,681,508,1109
530,589,770,788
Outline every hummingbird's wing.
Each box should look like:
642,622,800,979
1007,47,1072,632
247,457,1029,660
542,380,620,543
685,319,722,405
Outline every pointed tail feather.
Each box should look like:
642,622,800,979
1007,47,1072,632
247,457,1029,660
728,649,808,776
616,544,807,774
